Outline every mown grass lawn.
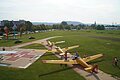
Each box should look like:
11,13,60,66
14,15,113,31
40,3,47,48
0,30,120,79
21,43,46,49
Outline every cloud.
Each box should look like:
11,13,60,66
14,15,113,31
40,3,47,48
0,0,120,24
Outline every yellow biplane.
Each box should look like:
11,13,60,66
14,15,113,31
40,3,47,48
42,53,103,73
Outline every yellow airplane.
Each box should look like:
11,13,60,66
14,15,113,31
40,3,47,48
48,45,79,56
34,40,79,56
46,40,65,47
46,40,54,47
37,45,79,56
34,40,65,48
42,53,103,73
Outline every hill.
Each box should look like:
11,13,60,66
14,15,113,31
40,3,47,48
63,21,84,25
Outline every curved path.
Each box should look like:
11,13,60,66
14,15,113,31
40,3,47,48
0,36,62,50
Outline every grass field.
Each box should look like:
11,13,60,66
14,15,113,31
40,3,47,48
0,30,120,80
21,43,46,49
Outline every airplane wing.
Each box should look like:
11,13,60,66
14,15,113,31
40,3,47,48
42,60,78,64
62,45,79,52
54,41,65,45
35,49,57,53
59,52,71,56
0,51,17,54
47,48,58,52
82,54,103,62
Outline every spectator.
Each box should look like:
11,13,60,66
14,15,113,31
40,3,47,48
113,57,119,66
74,52,80,59
64,51,68,61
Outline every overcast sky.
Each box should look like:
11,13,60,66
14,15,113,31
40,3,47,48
0,0,120,24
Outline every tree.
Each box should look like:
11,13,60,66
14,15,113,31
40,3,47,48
18,23,26,37
96,25,105,30
65,25,71,30
0,28,3,36
25,21,33,32
4,21,13,31
61,21,68,26
40,24,46,30
59,25,64,30
77,26,80,30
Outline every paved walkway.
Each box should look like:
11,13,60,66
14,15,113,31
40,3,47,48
0,36,62,50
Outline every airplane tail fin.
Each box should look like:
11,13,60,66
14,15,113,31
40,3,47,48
85,65,99,73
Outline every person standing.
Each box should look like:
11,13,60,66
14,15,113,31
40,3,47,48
64,51,68,61
75,51,80,59
113,57,118,66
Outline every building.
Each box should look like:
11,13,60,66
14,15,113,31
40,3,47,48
0,21,5,28
105,27,119,30
0,20,25,29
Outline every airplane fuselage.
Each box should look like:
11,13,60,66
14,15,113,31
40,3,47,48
76,58,91,68
55,47,64,53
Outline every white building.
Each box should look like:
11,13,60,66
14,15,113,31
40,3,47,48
105,27,119,30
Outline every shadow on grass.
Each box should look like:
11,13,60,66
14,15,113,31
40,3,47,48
38,67,73,77
116,65,120,70
111,70,120,80
112,65,120,70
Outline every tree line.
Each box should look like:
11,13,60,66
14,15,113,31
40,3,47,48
0,21,120,36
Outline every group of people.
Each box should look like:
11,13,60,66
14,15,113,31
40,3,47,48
60,51,80,67
60,51,80,61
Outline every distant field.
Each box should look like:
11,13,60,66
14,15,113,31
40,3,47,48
0,30,120,79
